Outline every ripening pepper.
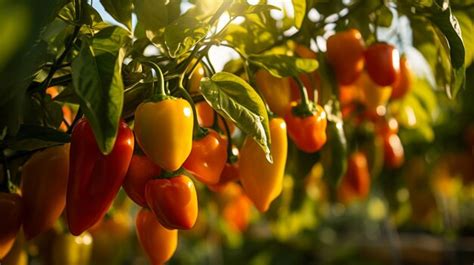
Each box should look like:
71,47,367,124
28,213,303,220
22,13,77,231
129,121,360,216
240,118,288,212
21,144,69,240
337,152,371,204
123,154,162,207
145,175,198,230
136,208,177,265
255,69,292,116
326,29,366,85
0,193,22,259
134,98,194,171
67,118,134,236
183,129,228,185
284,102,327,153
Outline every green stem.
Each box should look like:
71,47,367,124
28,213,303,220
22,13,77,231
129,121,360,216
67,107,83,134
222,119,237,164
35,0,82,94
143,61,166,99
292,76,314,117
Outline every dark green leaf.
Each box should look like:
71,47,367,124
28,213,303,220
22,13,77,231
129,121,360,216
164,15,209,58
100,0,132,30
134,0,168,42
248,54,318,78
428,6,466,97
6,124,70,151
200,72,272,162
72,26,130,154
292,0,306,29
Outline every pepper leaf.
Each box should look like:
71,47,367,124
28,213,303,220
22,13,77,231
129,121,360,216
164,14,209,58
6,124,70,151
71,26,130,155
200,72,272,162
428,5,466,98
248,54,318,78
100,0,133,30
292,0,306,29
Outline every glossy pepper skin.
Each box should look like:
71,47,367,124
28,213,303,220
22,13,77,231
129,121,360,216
337,152,371,204
183,129,227,185
284,102,328,153
255,70,292,116
326,29,366,85
123,154,161,207
240,118,288,212
136,208,177,265
21,144,70,240
365,42,400,86
67,118,134,236
134,98,194,171
145,175,198,230
0,193,22,259
391,56,412,99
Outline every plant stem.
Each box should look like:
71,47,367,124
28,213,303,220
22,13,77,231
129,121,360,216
178,74,207,139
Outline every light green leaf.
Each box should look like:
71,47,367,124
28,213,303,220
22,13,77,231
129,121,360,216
164,15,209,58
229,3,280,17
292,0,306,29
248,54,318,78
100,0,133,30
72,26,130,154
200,72,272,162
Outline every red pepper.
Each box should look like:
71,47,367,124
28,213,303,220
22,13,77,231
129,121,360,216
145,175,198,230
66,118,134,236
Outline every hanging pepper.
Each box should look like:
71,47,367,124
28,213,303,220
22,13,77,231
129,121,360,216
183,129,228,185
145,174,198,230
321,99,348,190
365,42,400,86
123,154,162,207
240,118,288,212
326,29,366,85
337,152,371,204
136,208,177,265
391,55,412,99
67,118,134,236
134,63,194,172
21,144,70,240
255,69,292,116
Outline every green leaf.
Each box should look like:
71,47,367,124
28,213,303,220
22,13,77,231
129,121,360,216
200,72,272,162
164,15,209,58
71,26,130,154
292,0,306,29
6,125,70,151
58,2,103,26
248,54,318,78
100,0,133,30
134,0,168,42
454,11,474,66
228,3,280,17
428,6,466,98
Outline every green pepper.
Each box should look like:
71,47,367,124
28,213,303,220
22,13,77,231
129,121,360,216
321,99,348,191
